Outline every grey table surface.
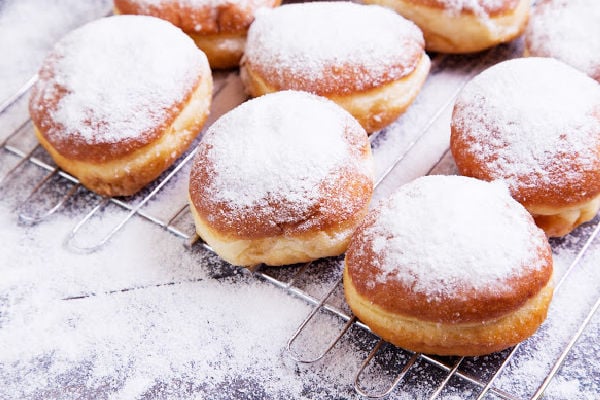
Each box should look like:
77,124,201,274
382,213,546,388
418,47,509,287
0,1,599,399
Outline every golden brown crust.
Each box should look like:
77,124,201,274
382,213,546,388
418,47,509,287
451,128,600,237
344,207,554,324
530,195,600,237
114,0,281,68
364,0,530,53
114,0,280,36
344,267,554,356
188,90,374,266
29,64,204,163
241,45,423,96
189,125,373,239
240,53,431,134
342,175,554,356
32,75,213,197
450,107,600,211
450,121,600,211
449,57,600,236
402,0,520,16
240,2,427,95
187,31,246,69
191,194,370,267
192,167,373,240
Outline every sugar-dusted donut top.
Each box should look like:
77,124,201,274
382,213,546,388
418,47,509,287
189,91,374,239
114,0,279,35
526,0,600,82
404,0,520,16
345,175,553,323
242,2,425,95
451,57,600,208
29,15,208,162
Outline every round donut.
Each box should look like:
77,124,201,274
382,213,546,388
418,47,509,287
240,2,430,134
525,0,600,82
114,0,281,69
344,175,553,356
189,91,374,267
450,57,600,237
363,0,531,54
29,15,213,197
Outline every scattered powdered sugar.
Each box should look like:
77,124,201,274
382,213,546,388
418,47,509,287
132,0,243,8
441,0,508,15
526,0,600,81
2,2,600,396
32,15,206,145
0,281,309,398
0,200,369,399
119,0,260,34
491,237,600,398
0,0,111,103
244,2,423,92
365,175,547,297
439,0,511,31
0,197,358,399
198,90,369,217
452,57,600,193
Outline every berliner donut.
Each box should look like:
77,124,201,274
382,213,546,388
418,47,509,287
189,91,374,267
29,15,213,197
344,175,554,356
363,0,531,54
525,0,600,82
240,2,430,133
114,0,281,69
451,57,600,237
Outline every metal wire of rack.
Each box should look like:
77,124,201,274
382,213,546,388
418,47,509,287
1,44,599,400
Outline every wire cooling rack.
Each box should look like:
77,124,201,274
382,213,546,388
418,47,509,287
1,41,599,399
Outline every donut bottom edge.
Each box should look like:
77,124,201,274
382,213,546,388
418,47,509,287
343,267,554,357
188,31,246,70
189,198,371,268
364,0,530,54
34,75,213,197
113,5,270,70
240,53,431,134
529,195,600,237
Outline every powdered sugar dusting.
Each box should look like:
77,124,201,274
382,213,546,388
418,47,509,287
452,57,600,193
3,0,600,395
439,0,511,32
364,176,547,298
441,0,508,14
243,2,423,93
0,0,111,103
526,0,600,81
197,91,370,221
32,15,206,145
132,0,243,7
